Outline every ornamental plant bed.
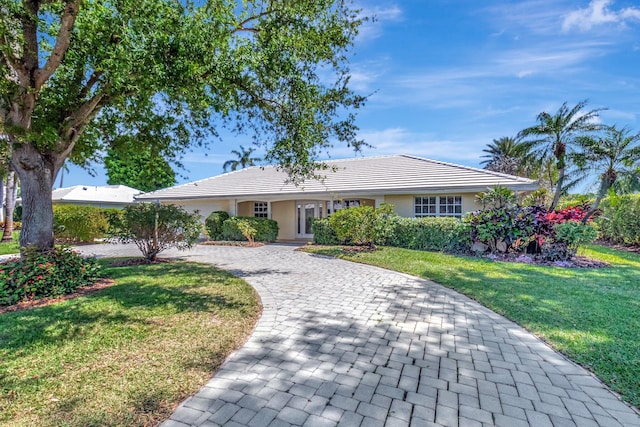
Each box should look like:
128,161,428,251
109,258,174,267
0,278,115,314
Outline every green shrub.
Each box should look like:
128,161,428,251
236,218,258,245
465,206,536,253
0,248,101,306
222,217,279,242
598,194,640,245
204,211,230,240
387,217,471,253
53,205,113,242
311,218,339,245
540,221,598,261
327,204,395,247
112,203,202,261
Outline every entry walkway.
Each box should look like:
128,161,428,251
77,243,640,427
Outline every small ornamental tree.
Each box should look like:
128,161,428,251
113,203,202,262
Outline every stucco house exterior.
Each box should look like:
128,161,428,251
51,185,142,209
137,155,538,240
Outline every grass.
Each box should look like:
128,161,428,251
0,260,261,427
303,244,640,408
0,232,19,255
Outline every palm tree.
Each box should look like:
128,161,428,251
573,126,640,222
518,100,605,210
480,136,531,176
223,145,261,172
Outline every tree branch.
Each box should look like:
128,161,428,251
21,0,40,81
0,34,29,86
34,0,80,89
230,9,274,34
78,71,103,100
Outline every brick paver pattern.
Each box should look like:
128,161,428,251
77,243,640,427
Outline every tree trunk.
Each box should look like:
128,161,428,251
582,177,613,224
549,166,565,211
0,177,4,223
1,171,16,242
11,146,58,252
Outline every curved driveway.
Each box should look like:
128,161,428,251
77,243,640,427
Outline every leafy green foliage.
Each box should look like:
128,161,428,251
221,217,279,242
53,205,114,242
326,204,395,247
475,185,517,209
311,218,339,245
204,211,230,240
466,206,537,253
466,205,594,261
0,248,101,306
598,194,640,245
386,217,471,253
111,203,202,261
104,146,176,193
1,0,366,251
235,219,258,245
542,222,598,261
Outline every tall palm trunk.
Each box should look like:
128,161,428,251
549,166,565,210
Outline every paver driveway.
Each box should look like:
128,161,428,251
78,243,640,427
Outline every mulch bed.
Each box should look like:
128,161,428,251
0,278,116,314
108,258,174,267
484,253,610,268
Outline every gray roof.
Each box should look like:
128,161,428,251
137,154,538,201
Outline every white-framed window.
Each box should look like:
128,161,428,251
415,195,462,218
254,202,269,218
327,199,361,215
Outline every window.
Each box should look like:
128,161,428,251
415,195,462,218
254,202,269,218
327,199,361,215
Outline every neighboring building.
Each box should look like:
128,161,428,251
137,155,538,240
51,185,142,209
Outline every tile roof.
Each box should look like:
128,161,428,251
137,154,538,200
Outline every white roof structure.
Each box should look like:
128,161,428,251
52,185,142,206
138,155,538,201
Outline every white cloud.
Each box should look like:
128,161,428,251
562,0,640,32
356,5,403,42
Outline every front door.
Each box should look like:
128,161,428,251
296,201,323,239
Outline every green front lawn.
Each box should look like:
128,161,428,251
0,232,20,255
0,261,261,427
303,244,640,408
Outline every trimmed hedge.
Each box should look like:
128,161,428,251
205,211,230,240
311,218,339,245
53,205,116,242
598,194,640,245
222,217,279,242
387,216,471,253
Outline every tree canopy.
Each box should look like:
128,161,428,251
0,0,366,251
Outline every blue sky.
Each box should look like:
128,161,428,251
63,0,640,190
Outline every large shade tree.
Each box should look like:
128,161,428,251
519,100,604,210
0,0,366,252
573,126,640,222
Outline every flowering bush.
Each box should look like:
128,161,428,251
0,248,101,306
466,205,595,261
